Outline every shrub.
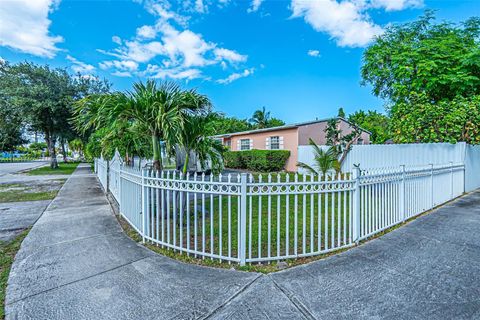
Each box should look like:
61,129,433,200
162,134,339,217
223,150,290,172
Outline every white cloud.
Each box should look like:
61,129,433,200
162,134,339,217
291,0,383,47
112,36,122,45
98,1,250,81
217,68,255,84
307,49,321,57
194,0,207,13
66,55,96,74
99,60,139,71
248,0,264,12
369,0,423,11
144,0,189,26
214,48,247,63
136,25,157,39
146,64,203,80
0,0,63,58
112,71,133,77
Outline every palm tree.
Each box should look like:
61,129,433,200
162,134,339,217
297,138,340,175
179,113,224,174
250,106,271,129
74,80,211,171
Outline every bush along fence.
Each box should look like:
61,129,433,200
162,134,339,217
95,152,465,265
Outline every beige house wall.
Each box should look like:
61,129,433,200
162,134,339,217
229,128,299,171
298,119,371,146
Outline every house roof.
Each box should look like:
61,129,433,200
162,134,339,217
213,117,371,138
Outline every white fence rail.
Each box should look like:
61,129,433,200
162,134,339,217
95,153,467,265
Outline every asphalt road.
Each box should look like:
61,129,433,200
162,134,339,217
5,164,480,319
0,161,48,176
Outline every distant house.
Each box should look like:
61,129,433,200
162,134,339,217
214,117,371,171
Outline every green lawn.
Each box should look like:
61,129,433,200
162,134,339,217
0,230,29,318
26,162,79,175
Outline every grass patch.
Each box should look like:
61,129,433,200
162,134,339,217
0,229,30,318
0,190,58,203
0,179,66,203
26,162,79,175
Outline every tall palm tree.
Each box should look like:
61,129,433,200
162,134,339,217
179,113,224,174
250,106,271,129
74,80,211,171
297,138,340,176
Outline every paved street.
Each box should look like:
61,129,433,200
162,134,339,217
5,164,480,319
0,161,47,176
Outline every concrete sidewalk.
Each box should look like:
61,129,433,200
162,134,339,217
6,164,480,319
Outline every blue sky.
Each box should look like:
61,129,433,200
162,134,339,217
0,0,478,122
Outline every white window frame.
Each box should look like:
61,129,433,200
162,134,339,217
269,136,280,150
240,139,251,151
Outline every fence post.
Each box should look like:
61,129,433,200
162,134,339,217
430,164,434,208
352,166,361,244
141,168,146,244
239,173,248,266
400,165,406,222
106,159,110,193
450,161,454,199
118,163,122,212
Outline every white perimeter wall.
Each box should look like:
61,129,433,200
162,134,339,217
298,142,480,192
342,143,466,171
465,144,480,192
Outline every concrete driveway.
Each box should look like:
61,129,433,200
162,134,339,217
5,164,480,319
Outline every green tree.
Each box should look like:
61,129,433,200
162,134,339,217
179,113,224,174
266,117,285,128
325,118,361,168
348,110,391,144
362,12,480,104
0,62,25,151
391,94,480,144
361,12,480,144
75,80,211,171
0,62,76,168
297,138,339,175
211,115,251,134
250,106,271,129
337,107,346,118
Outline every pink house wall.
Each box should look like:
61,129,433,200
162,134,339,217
229,128,299,171
222,119,371,172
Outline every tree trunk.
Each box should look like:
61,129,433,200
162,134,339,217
61,139,68,163
152,134,162,171
47,134,58,169
182,151,190,175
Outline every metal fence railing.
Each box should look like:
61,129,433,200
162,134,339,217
95,153,465,265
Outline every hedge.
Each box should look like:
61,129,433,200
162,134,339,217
224,149,290,172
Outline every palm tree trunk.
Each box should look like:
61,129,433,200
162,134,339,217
152,134,162,171
182,152,189,175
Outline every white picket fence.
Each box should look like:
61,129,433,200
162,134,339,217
94,153,465,265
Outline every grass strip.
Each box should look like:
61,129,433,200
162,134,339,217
26,162,80,176
0,229,30,319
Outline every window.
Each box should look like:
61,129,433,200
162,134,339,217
357,138,364,145
225,140,231,149
270,136,280,150
240,139,251,150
